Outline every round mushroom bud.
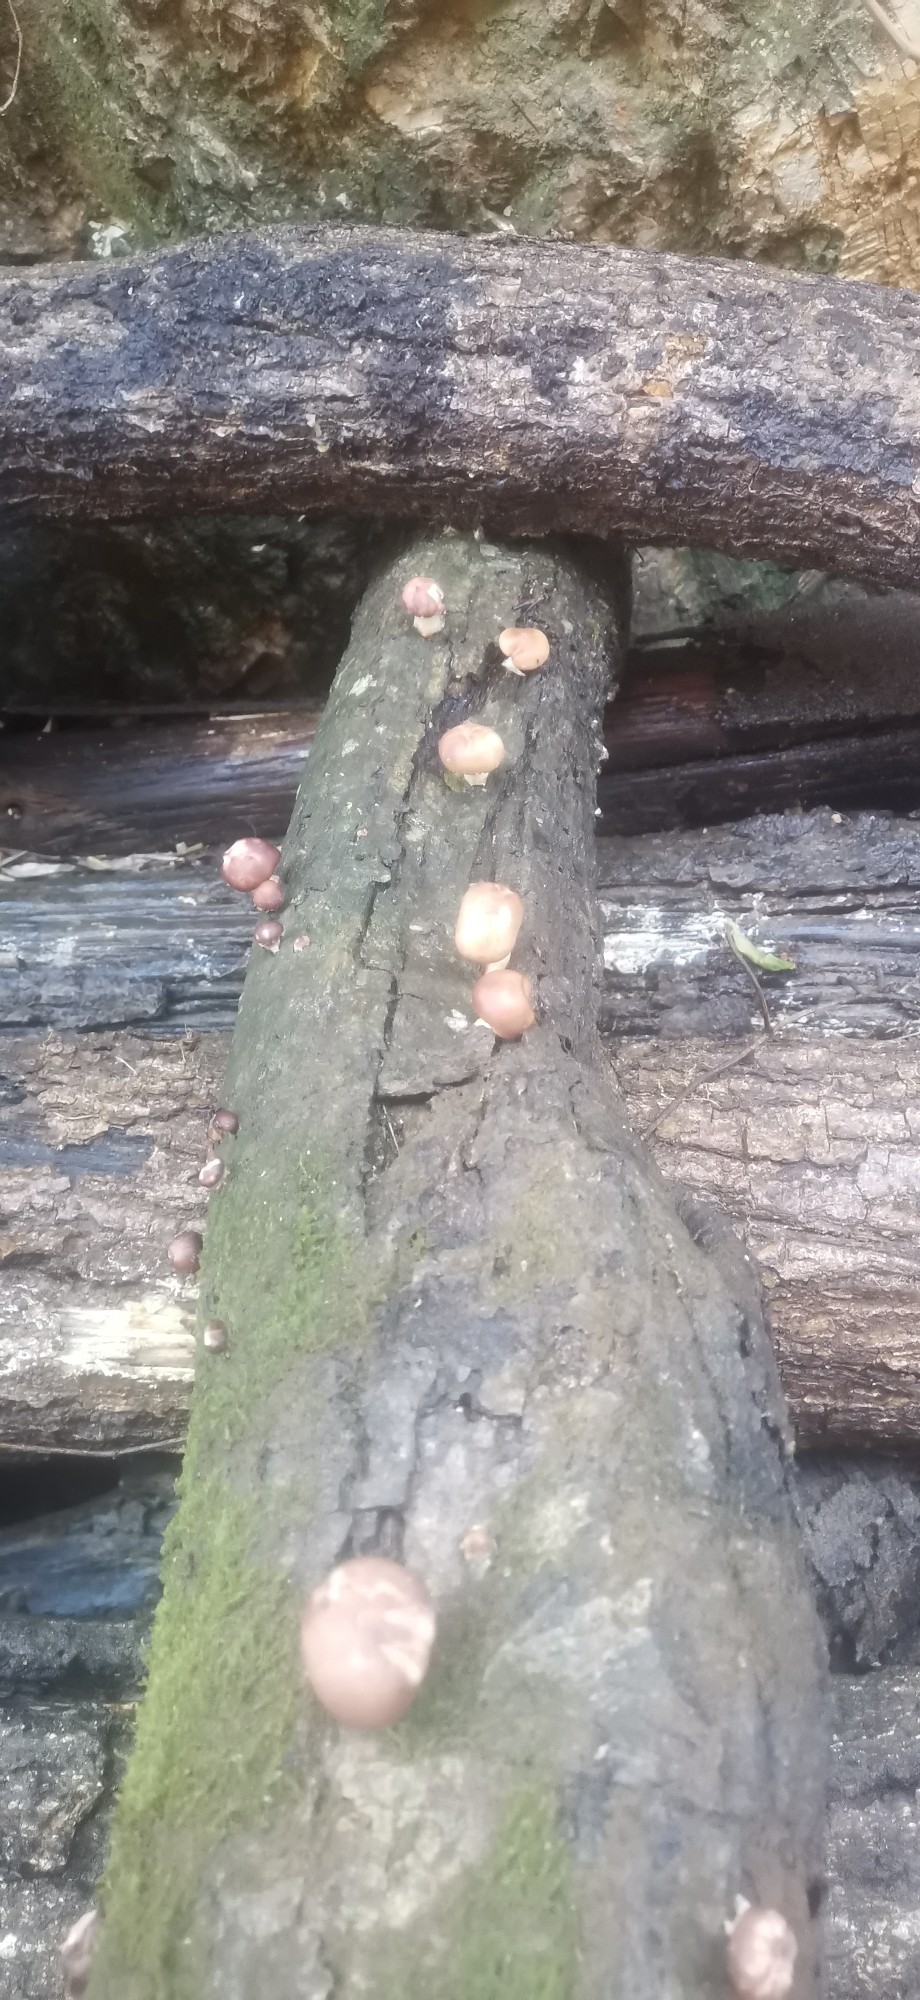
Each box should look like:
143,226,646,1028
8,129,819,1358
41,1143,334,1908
454,882,524,969
198,1156,225,1189
401,577,445,619
207,1108,239,1147
167,1229,203,1277
498,626,550,676
60,1909,100,1999
438,723,506,788
727,1908,798,2000
254,918,283,953
472,968,536,1040
202,1318,229,1353
251,876,285,913
300,1555,436,1729
221,838,281,893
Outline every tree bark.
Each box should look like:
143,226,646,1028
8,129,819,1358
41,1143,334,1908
3,226,920,590
88,531,825,2000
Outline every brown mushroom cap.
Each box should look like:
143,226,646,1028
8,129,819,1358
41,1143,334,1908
498,626,550,674
253,918,284,951
202,1319,229,1353
300,1555,436,1729
198,1157,225,1189
207,1108,239,1147
454,883,524,966
471,968,536,1039
251,876,285,912
438,723,506,781
727,1908,797,2000
221,838,281,892
167,1229,203,1276
401,576,445,619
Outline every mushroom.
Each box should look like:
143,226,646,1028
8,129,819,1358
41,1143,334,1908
202,1319,229,1353
207,1108,239,1146
251,876,285,913
167,1229,203,1276
254,918,284,952
221,838,281,892
300,1554,436,1729
454,883,524,969
727,1908,798,2000
438,723,506,788
498,626,550,676
198,1157,225,1189
472,968,535,1039
401,576,445,637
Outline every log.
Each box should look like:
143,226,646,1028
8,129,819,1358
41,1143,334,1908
90,532,825,1999
613,1038,920,1451
828,1670,920,2000
1,227,920,589
0,1030,223,1453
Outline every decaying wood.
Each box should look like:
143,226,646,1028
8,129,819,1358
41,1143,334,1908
6,806,920,1039
613,1038,920,1450
90,532,825,2000
600,807,920,1041
0,709,319,858
0,1031,224,1453
2,227,920,589
828,1670,920,2000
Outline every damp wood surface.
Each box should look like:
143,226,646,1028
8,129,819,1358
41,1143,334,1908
86,531,826,2000
4,226,920,592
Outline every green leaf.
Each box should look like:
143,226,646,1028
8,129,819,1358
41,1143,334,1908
725,920,796,975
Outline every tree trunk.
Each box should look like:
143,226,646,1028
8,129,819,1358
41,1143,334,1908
4,228,920,591
88,530,825,2000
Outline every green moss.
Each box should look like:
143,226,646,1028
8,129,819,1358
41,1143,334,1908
395,1789,578,2000
89,1476,302,1998
88,1161,384,1996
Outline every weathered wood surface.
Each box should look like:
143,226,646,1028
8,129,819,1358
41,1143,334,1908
0,1032,223,1453
1,709,319,858
10,1027,920,1455
6,806,920,1038
89,532,826,2000
2,226,920,589
613,1039,920,1450
828,1670,920,2000
600,808,920,1040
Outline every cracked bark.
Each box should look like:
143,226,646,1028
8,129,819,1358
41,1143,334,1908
89,531,825,2000
3,226,920,591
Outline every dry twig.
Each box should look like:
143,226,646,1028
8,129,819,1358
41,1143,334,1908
863,0,920,63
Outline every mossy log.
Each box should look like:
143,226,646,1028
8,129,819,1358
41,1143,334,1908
89,532,826,2000
4,226,920,591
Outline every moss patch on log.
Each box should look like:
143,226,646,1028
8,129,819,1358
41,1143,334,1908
89,1476,302,1998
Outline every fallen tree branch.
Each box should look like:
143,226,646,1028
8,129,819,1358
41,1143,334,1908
2,228,920,587
88,533,825,1998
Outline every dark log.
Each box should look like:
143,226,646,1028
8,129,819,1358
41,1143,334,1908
600,807,920,1041
2,226,920,588
828,1670,920,2000
90,532,825,2000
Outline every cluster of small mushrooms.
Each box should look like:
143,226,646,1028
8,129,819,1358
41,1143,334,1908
136,574,800,2000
